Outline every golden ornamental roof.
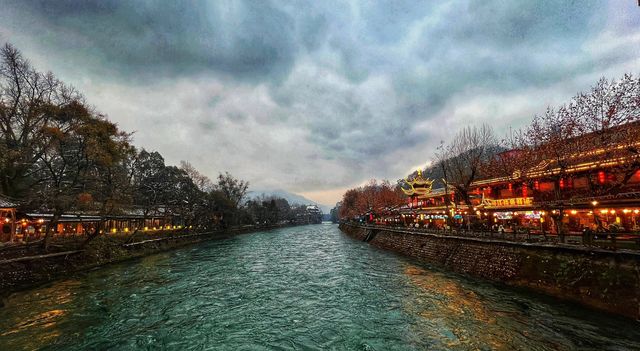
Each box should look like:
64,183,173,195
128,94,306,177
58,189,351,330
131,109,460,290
401,169,434,197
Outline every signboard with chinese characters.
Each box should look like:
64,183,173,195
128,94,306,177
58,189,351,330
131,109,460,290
484,197,533,209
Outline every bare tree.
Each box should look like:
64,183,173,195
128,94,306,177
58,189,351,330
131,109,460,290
180,160,214,192
0,44,83,197
435,141,453,226
442,124,497,213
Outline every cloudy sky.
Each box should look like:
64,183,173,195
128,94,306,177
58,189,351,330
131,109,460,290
1,1,638,205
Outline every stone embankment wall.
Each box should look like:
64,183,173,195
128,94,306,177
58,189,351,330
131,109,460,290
0,232,223,296
340,223,640,320
0,224,287,298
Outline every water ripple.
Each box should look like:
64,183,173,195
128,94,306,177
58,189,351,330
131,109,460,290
1,223,639,350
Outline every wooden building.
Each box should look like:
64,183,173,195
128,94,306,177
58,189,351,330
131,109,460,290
0,196,17,242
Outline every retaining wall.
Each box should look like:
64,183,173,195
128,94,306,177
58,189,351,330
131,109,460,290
0,232,228,298
340,223,640,320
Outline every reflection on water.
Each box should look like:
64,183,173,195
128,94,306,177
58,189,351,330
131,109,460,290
404,265,504,349
0,280,82,350
1,224,639,350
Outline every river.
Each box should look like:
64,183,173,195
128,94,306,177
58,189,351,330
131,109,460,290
1,223,639,350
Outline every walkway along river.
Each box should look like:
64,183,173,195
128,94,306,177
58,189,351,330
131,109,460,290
1,223,639,350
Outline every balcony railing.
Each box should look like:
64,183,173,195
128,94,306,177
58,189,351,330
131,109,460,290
342,222,640,251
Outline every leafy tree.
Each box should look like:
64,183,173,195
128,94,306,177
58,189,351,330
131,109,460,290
132,149,168,221
215,172,249,209
27,102,129,249
339,180,405,219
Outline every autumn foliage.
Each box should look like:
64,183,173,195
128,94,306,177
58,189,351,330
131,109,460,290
338,179,406,219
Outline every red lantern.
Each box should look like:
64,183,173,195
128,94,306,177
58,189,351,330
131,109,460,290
522,184,528,198
598,171,606,184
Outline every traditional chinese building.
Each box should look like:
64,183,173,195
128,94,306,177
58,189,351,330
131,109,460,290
380,123,640,236
0,203,184,243
0,196,17,242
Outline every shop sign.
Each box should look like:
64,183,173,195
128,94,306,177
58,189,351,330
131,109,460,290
523,211,541,219
495,212,513,220
485,197,533,208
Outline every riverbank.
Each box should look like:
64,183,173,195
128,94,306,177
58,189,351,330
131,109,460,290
340,223,640,320
0,224,290,302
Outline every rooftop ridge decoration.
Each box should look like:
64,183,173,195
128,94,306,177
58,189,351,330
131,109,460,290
401,169,434,197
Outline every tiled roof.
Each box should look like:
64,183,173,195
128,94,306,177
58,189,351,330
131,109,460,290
0,195,17,208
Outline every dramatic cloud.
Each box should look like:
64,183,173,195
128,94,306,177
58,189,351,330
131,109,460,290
1,1,638,205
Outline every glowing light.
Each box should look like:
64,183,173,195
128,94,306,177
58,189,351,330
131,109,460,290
144,226,148,231
111,228,117,233
623,209,630,214
610,210,616,214
591,200,598,206
600,209,608,214
635,210,640,214
570,210,577,215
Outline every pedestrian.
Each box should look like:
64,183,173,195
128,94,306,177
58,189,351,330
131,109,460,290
582,227,589,246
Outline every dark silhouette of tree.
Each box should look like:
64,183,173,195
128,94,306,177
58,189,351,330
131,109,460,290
215,172,249,209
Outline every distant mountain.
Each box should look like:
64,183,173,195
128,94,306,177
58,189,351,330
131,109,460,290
247,189,331,214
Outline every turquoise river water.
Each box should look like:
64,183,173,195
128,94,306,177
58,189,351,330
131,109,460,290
1,223,639,350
